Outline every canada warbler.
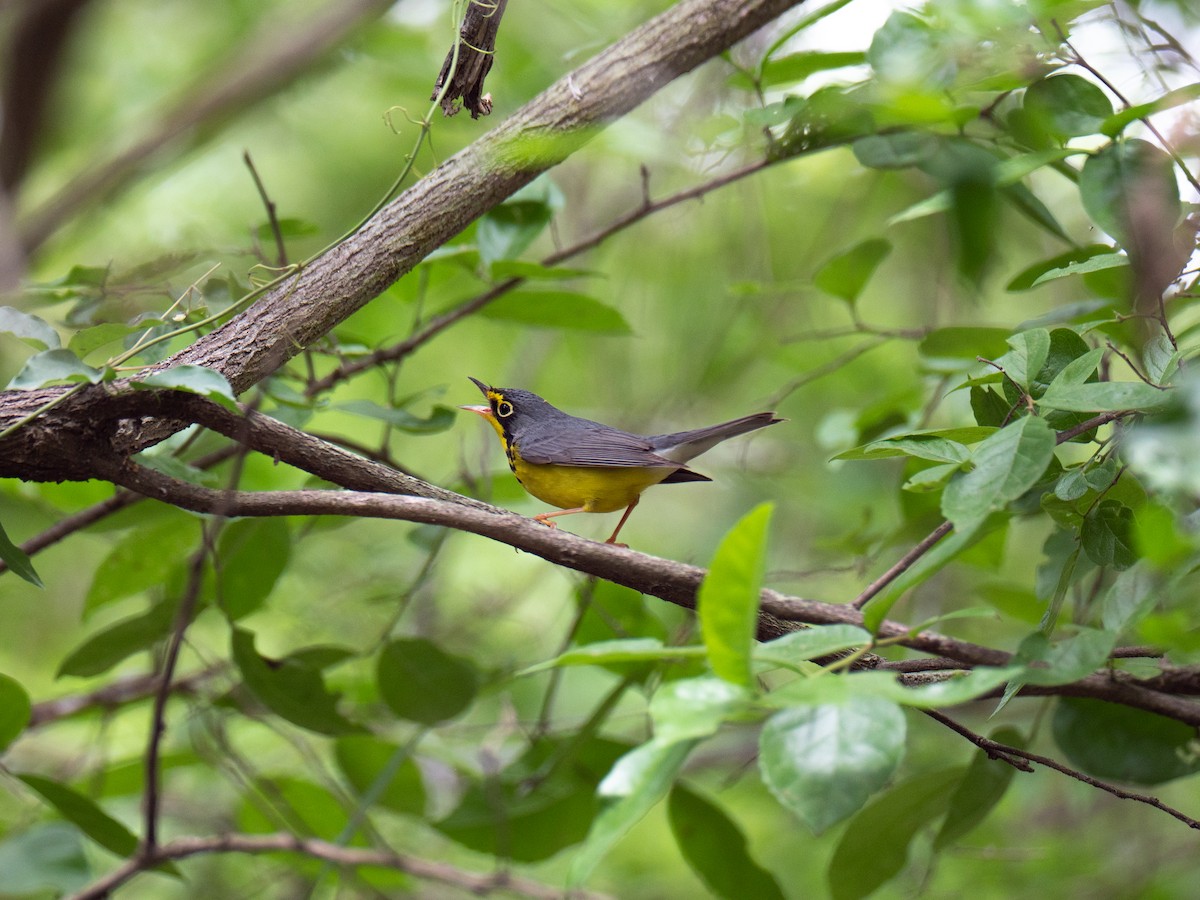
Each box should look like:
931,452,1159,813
461,377,782,544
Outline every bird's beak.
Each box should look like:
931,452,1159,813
468,376,490,396
459,404,492,418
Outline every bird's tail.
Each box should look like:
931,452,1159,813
649,412,782,464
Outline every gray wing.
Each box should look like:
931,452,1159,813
516,419,682,468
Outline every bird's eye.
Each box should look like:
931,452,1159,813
496,400,514,418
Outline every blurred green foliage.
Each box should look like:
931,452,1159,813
1,0,1199,897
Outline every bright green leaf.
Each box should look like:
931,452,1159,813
698,503,773,688
755,624,872,670
211,518,292,620
648,676,753,743
1023,73,1113,138
1080,139,1180,247
86,517,197,615
942,416,1056,534
758,697,906,834
1039,381,1172,412
1031,252,1128,286
337,400,456,434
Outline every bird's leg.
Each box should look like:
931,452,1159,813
604,498,639,546
533,507,587,529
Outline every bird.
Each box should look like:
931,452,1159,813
460,377,782,544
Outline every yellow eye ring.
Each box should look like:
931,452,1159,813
496,400,514,418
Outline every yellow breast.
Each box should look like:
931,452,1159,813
511,456,676,513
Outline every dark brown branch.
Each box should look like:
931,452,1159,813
28,668,223,728
431,0,510,119
94,460,1200,726
69,831,603,900
924,709,1200,830
851,521,953,610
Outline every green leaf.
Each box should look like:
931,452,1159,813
210,518,292,620
523,638,704,674
57,601,177,678
438,735,623,863
489,260,594,281
828,768,962,900
814,239,892,304
852,131,939,169
7,349,105,389
477,177,563,264
758,696,906,834
755,624,873,669
1052,698,1200,785
1023,73,1113,138
941,416,1056,534
134,364,237,409
232,628,362,735
68,322,142,358
479,290,631,334
997,329,1050,390
568,738,696,886
334,735,426,816
648,676,753,743
1100,563,1159,632
377,637,477,724
834,435,970,464
337,400,456,434
1031,252,1128,287
0,306,61,350
86,517,197,615
255,217,318,243
0,518,43,588
1015,627,1116,686
1039,381,1172,412
740,50,866,90
1100,81,1200,136
668,786,786,900
1006,244,1121,291
18,774,139,857
1080,139,1180,248
0,824,89,895
0,673,31,750
1046,347,1104,390
698,503,773,688
933,726,1024,850
1081,500,1137,569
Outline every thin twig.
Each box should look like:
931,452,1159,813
244,150,288,267
851,521,954,610
303,159,772,397
924,709,1200,830
68,831,605,900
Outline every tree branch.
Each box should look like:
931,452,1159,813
924,709,1200,831
94,459,1200,726
431,0,510,119
69,831,605,900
